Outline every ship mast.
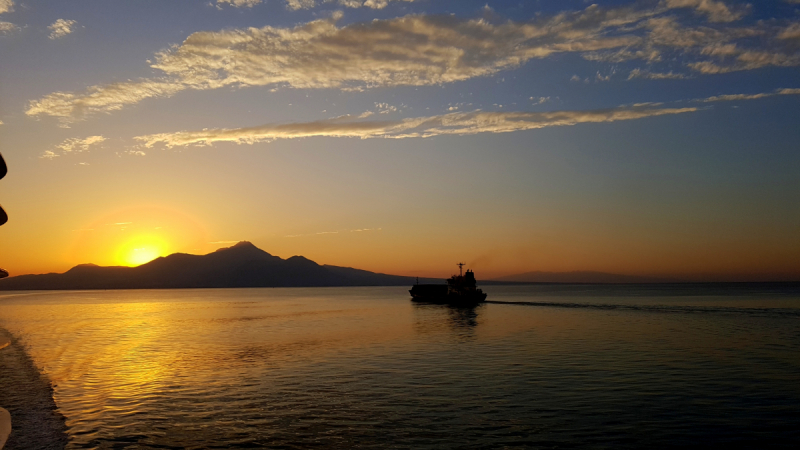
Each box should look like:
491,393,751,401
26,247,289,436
457,262,465,277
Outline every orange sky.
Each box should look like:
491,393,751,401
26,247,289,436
2,0,800,281
2,196,798,281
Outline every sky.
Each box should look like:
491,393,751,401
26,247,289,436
1,0,799,281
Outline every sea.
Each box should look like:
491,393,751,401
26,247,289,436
1,284,799,449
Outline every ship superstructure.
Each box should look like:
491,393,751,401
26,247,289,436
410,263,487,305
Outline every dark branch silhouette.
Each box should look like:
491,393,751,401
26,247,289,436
1,152,7,279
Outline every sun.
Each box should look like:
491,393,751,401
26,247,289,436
115,235,169,267
126,246,162,266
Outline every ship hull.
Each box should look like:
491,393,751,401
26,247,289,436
409,284,486,305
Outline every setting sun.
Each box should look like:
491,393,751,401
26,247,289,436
60,206,207,269
116,235,168,266
125,246,162,266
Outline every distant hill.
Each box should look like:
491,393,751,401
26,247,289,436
0,242,438,290
490,270,673,284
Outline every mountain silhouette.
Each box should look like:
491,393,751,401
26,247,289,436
0,241,432,290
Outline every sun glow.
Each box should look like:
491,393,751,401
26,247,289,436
127,246,161,266
116,235,169,266
68,206,208,268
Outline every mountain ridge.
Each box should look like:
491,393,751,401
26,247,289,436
0,242,432,291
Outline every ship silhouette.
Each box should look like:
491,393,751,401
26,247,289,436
410,263,487,305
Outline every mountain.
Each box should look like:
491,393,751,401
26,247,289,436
0,242,433,290
490,270,673,284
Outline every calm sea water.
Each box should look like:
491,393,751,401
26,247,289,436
1,285,799,449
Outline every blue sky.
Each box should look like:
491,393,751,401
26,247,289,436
1,0,799,280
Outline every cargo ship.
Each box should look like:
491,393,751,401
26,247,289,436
410,263,487,305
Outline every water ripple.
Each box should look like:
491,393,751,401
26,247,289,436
486,300,800,317
0,286,799,448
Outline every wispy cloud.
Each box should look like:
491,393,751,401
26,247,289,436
32,12,613,121
0,0,15,36
48,19,78,39
628,68,689,80
40,135,106,159
701,93,773,102
27,79,185,121
216,0,262,7
374,103,399,114
295,0,414,10
218,0,415,9
698,87,800,102
0,0,13,15
129,89,797,151
0,1,16,37
662,0,747,23
778,23,800,41
689,50,800,74
0,21,16,34
285,230,339,237
135,105,698,148
285,228,382,238
24,3,800,123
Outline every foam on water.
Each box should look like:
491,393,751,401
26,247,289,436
1,285,799,448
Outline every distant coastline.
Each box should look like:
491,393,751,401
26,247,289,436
0,242,439,291
2,241,799,291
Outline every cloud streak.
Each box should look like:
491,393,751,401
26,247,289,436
699,87,800,102
30,11,628,121
218,0,415,10
41,135,106,159
22,8,649,122
662,0,747,23
628,68,688,80
295,0,415,10
131,88,800,149
135,105,698,148
25,3,800,123
27,79,186,121
285,227,382,238
216,0,262,7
